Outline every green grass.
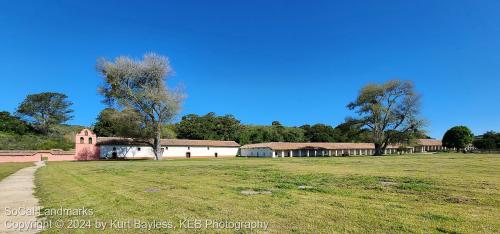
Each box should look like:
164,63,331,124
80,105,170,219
35,154,500,233
0,162,33,181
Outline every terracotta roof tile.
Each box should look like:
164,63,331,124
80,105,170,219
417,139,442,146
241,142,402,150
160,139,240,147
96,137,240,147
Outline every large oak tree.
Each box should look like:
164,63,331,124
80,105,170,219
97,53,183,160
347,80,424,155
442,126,474,152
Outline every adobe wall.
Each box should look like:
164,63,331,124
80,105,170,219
0,128,101,163
0,151,77,163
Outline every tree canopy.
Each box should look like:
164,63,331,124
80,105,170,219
300,124,340,142
16,92,73,134
442,126,474,151
172,113,382,145
97,53,184,160
175,112,242,141
473,131,499,151
0,111,33,134
347,80,424,155
93,108,142,137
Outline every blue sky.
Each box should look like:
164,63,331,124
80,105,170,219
0,0,499,139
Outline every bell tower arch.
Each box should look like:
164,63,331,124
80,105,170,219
75,128,99,160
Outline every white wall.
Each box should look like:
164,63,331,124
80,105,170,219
162,146,239,158
100,145,155,159
99,145,239,159
241,148,274,157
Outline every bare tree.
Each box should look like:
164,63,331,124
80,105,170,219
347,80,424,155
97,53,184,160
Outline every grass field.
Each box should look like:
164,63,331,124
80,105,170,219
35,154,500,233
0,162,33,181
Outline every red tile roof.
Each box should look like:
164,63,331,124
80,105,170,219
241,142,402,150
96,137,240,147
416,139,442,146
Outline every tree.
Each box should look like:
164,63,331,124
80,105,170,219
93,108,143,137
237,125,282,145
271,121,282,126
97,53,183,160
334,118,372,143
442,126,474,152
473,131,499,151
280,127,306,142
175,112,242,141
300,124,340,142
347,80,424,155
16,92,73,134
0,111,33,134
93,108,119,137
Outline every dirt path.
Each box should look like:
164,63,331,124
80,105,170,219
0,161,45,233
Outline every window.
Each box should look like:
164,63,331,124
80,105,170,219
207,147,210,150
112,147,116,151
187,146,190,150
214,152,218,158
137,147,141,151
165,147,168,150
80,137,84,144
84,130,88,136
88,137,93,144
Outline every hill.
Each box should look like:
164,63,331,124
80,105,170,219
0,111,85,150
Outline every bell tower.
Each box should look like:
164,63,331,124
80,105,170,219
75,128,99,160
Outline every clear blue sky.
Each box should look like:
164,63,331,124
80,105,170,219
1,0,499,139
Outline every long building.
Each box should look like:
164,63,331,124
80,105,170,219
0,129,443,163
75,129,240,160
413,139,444,152
96,137,240,159
240,139,443,158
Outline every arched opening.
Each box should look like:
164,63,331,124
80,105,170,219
80,137,84,144
88,137,93,144
84,130,88,136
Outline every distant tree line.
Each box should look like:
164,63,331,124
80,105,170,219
93,111,429,145
473,131,500,151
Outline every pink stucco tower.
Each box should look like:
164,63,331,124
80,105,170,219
75,128,100,160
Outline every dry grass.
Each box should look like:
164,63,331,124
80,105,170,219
35,153,500,233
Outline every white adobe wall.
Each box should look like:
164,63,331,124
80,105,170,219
99,145,239,158
100,145,155,159
162,146,239,158
241,148,274,157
